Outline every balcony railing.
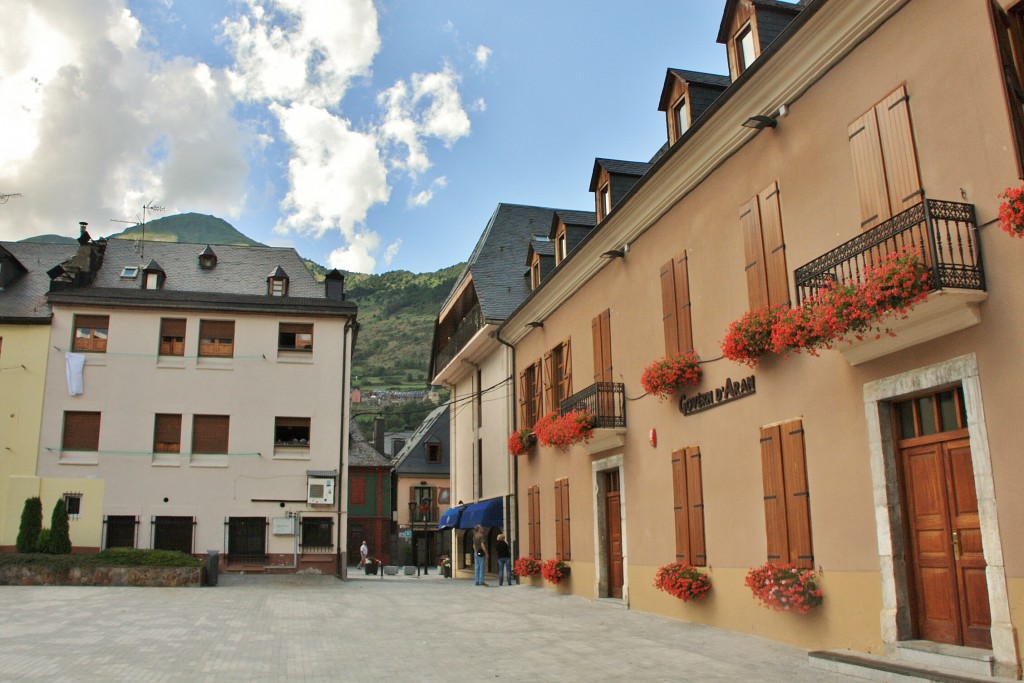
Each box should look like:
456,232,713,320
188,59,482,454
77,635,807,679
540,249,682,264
794,198,985,303
433,303,484,372
560,382,626,429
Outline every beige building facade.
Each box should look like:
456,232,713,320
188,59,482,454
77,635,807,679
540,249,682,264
500,0,1024,677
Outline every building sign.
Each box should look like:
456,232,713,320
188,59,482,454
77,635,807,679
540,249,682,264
679,375,756,415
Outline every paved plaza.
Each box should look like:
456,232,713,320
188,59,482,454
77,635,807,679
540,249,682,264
0,570,862,682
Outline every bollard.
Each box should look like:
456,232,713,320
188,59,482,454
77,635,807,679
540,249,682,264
206,550,219,586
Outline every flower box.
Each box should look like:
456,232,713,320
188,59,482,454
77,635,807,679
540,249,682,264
999,184,1024,238
508,429,536,456
653,562,711,602
744,562,823,613
641,352,702,400
513,557,541,577
541,558,570,584
533,410,594,450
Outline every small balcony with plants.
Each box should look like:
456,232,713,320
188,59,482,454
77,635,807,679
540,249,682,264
558,382,626,454
792,198,986,366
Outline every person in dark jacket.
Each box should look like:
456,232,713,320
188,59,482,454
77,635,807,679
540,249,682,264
495,533,512,585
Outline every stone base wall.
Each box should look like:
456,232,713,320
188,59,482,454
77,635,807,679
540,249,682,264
0,565,201,587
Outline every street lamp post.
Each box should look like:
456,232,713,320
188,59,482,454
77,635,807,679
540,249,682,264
419,490,432,576
407,500,418,577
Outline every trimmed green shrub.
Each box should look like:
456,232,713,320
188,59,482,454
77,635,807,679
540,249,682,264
94,548,202,567
16,497,43,553
48,499,72,554
36,529,52,553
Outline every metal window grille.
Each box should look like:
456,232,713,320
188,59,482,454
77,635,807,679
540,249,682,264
152,516,195,554
300,517,334,552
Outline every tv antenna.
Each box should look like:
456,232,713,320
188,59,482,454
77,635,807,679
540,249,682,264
0,192,23,204
111,200,164,259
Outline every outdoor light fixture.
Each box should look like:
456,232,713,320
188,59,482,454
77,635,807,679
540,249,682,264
526,321,544,328
742,114,777,130
601,243,629,259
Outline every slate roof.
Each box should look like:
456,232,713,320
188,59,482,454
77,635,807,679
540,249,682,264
392,402,450,475
589,159,653,192
349,419,392,468
716,0,803,44
666,69,732,90
447,203,576,322
46,239,356,317
0,242,81,322
658,69,732,113
530,240,555,258
555,210,597,229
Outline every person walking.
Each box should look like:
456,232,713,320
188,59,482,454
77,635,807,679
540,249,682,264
495,533,512,585
472,525,488,586
357,540,369,569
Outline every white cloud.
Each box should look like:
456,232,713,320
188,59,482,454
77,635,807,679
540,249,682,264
382,239,401,267
0,0,249,240
222,0,380,106
377,65,470,176
408,176,448,208
474,45,491,69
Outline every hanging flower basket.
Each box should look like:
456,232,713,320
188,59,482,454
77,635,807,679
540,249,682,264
641,351,703,400
998,184,1024,238
508,428,537,456
513,557,542,577
722,248,929,365
532,409,594,450
744,562,823,613
541,558,570,584
653,561,712,602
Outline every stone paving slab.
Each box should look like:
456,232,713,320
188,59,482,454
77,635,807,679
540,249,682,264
0,569,862,682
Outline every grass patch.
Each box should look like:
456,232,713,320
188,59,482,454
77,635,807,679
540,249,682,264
0,548,201,569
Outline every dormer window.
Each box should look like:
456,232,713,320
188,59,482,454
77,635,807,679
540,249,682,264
598,184,612,220
673,96,689,139
737,23,757,73
530,255,542,290
556,229,568,264
267,266,289,297
141,260,165,290
198,245,217,270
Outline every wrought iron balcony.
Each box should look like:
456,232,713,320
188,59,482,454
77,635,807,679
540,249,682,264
433,303,484,373
794,198,985,303
559,382,626,429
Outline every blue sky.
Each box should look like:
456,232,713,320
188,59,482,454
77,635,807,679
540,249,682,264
0,1,730,274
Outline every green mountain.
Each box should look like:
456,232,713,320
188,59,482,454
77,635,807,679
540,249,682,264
19,234,78,244
109,212,262,246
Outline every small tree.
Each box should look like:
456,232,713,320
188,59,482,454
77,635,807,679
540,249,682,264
16,497,43,553
48,498,72,554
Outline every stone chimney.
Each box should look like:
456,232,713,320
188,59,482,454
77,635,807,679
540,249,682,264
373,416,385,455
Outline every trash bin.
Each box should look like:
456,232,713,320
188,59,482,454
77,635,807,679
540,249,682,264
206,550,219,586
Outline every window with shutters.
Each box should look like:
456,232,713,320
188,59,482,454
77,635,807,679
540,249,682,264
198,319,234,357
350,476,367,506
72,315,108,353
544,339,573,412
848,84,922,232
592,310,613,383
153,414,181,453
554,478,572,561
740,181,789,311
671,446,706,567
991,1,1024,177
192,414,229,454
527,484,541,560
660,252,693,355
62,411,100,451
759,419,814,568
274,417,310,447
159,318,186,356
278,322,313,351
518,360,543,428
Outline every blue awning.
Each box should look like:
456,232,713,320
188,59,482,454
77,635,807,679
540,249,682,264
459,497,504,529
437,506,463,530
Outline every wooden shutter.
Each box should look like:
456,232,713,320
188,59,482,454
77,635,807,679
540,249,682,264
192,415,229,454
849,85,921,231
161,318,186,337
75,315,108,330
760,424,789,563
518,369,529,427
199,320,234,340
350,477,367,505
554,479,565,560
993,1,1024,177
153,414,181,452
671,448,691,562
781,420,814,568
660,260,680,355
674,254,693,353
63,411,100,451
543,351,555,414
528,485,541,559
592,310,612,383
276,416,309,428
559,339,572,402
740,197,769,310
759,182,790,307
531,360,543,422
685,447,706,567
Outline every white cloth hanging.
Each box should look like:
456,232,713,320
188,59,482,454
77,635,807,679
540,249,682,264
65,352,86,396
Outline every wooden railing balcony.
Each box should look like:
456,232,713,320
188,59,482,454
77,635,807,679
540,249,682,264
794,198,985,303
560,382,626,429
433,304,484,373
793,198,987,365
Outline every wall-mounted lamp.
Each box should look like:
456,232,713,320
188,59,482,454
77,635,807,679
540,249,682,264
526,321,544,328
601,243,629,259
742,114,777,130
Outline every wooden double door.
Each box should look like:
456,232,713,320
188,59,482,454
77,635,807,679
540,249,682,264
899,432,991,649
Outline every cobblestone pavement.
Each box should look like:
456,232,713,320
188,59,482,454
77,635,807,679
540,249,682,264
0,570,861,682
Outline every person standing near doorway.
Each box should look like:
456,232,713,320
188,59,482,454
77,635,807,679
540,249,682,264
495,533,512,585
472,525,488,586
358,540,369,569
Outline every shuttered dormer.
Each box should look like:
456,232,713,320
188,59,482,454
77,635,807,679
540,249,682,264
548,210,597,266
198,245,217,270
526,238,554,291
142,260,165,290
267,266,289,297
658,70,731,146
717,0,803,81
589,159,652,222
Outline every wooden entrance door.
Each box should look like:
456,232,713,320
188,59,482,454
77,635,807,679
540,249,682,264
900,435,991,648
604,470,623,599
